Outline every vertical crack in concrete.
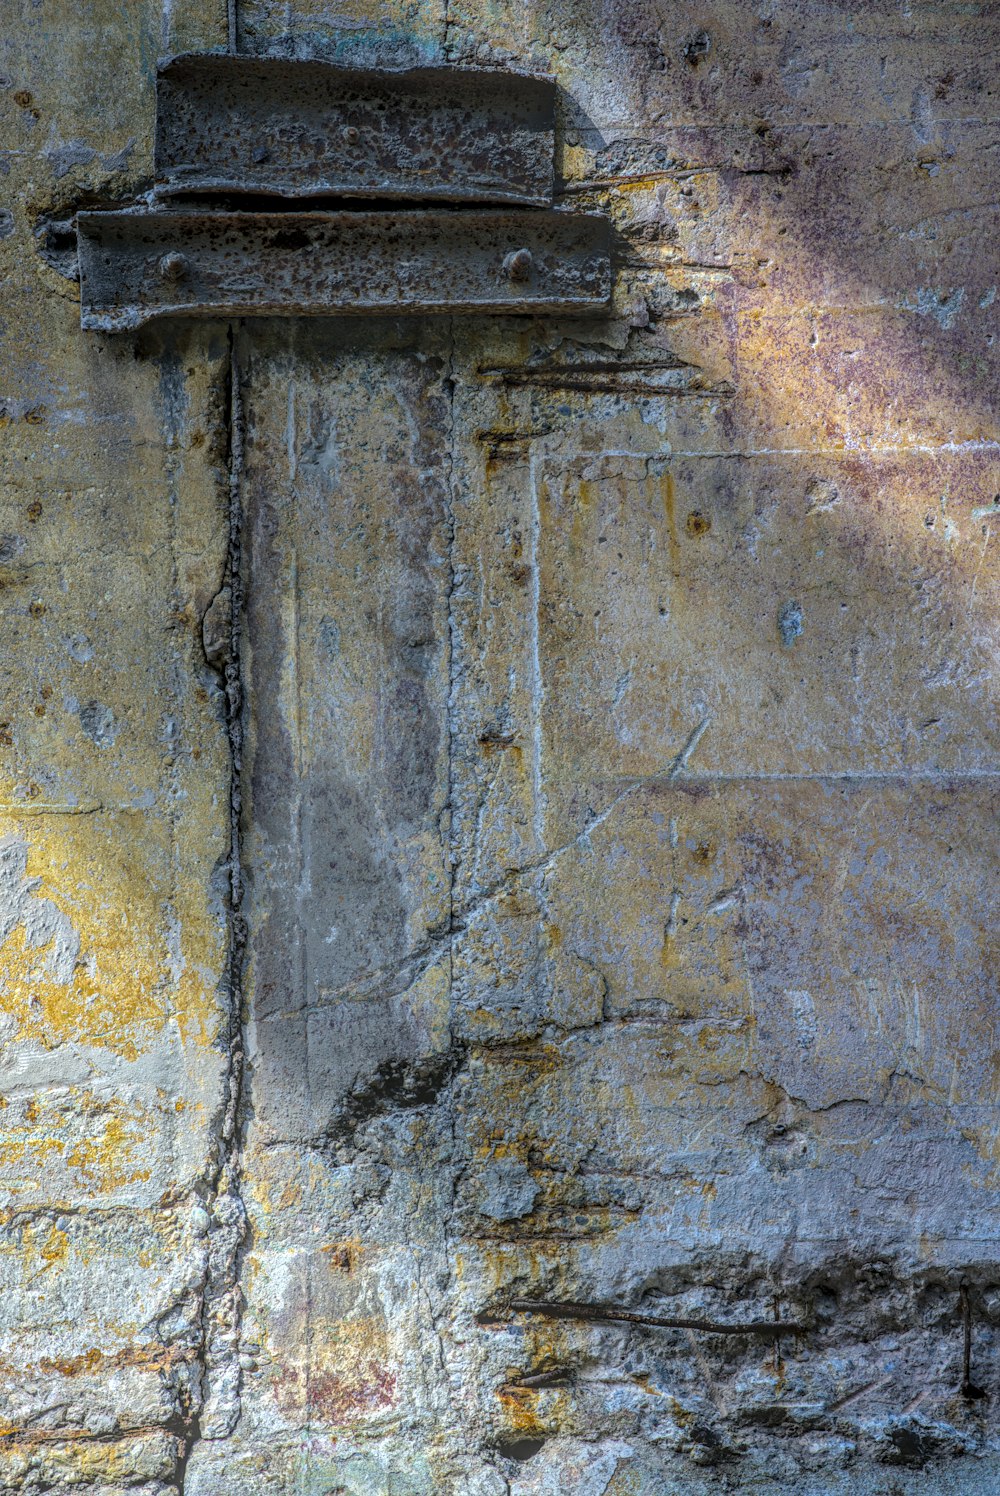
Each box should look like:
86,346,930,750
438,316,462,1450
176,326,249,1493
443,320,458,962
223,321,248,1200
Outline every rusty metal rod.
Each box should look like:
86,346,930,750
508,1298,809,1338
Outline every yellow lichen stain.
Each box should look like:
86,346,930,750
478,734,523,775
0,822,222,1057
64,1109,153,1191
265,1173,305,1215
631,1372,663,1396
670,1396,695,1429
569,474,598,559
0,1092,161,1194
0,922,141,1063
0,1131,63,1179
496,892,536,921
474,1039,561,1075
38,1222,69,1268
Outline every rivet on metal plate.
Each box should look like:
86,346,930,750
504,248,534,282
78,210,612,329
158,252,188,281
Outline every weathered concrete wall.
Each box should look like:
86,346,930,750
2,0,999,1491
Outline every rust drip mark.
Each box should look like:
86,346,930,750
477,359,733,399
959,1283,987,1402
559,170,687,195
0,1421,181,1449
36,1341,194,1378
501,1367,572,1390
499,1299,809,1338
826,1376,889,1413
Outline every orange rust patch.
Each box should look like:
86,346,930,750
321,1240,358,1272
33,1341,192,1378
661,469,680,576
496,1385,549,1433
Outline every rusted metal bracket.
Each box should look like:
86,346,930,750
78,210,611,330
155,55,556,206
77,55,612,327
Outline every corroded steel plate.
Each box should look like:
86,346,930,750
77,210,612,329
155,55,556,205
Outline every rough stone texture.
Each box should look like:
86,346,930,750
2,0,1000,1491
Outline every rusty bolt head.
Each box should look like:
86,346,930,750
158,252,188,282
504,248,533,282
344,126,360,145
683,28,712,62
